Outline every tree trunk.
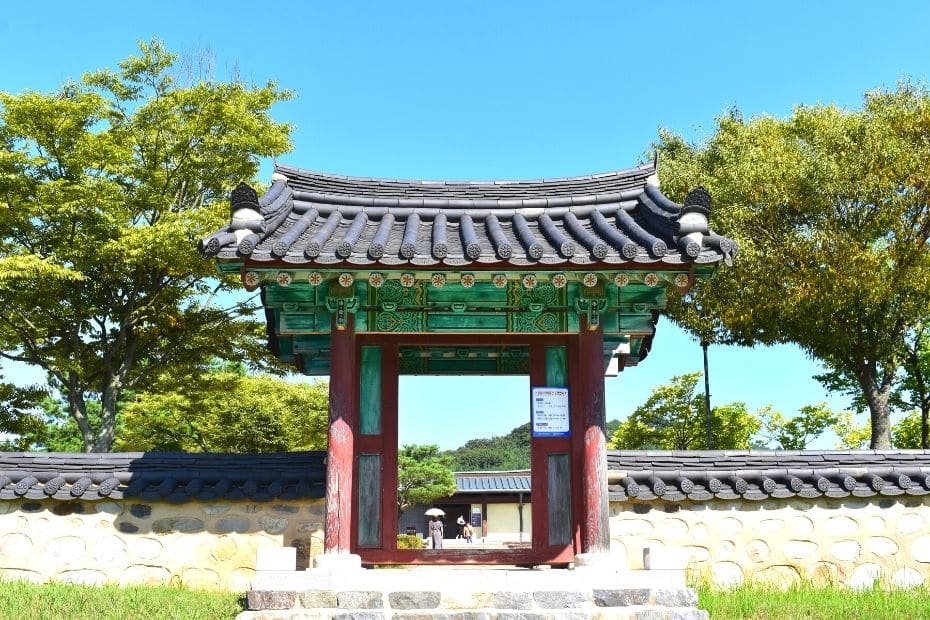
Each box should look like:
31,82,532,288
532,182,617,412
861,376,892,449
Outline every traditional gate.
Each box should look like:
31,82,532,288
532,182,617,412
201,162,734,565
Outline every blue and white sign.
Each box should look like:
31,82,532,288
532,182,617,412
531,387,570,437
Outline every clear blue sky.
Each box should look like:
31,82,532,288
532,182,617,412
3,2,929,449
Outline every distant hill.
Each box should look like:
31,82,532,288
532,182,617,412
446,419,621,471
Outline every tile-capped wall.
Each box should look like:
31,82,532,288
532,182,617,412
0,498,325,591
610,496,930,589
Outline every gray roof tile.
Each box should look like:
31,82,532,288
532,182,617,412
200,164,736,268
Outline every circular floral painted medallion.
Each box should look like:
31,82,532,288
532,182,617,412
368,273,385,288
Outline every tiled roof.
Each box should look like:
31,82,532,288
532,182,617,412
607,450,930,502
199,163,737,268
5,450,921,506
455,471,531,494
0,452,325,502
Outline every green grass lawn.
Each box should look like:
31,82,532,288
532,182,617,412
0,581,243,620
699,582,930,619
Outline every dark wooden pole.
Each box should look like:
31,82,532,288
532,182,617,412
325,313,357,554
577,321,610,553
702,340,713,450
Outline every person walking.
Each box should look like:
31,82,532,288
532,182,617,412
462,521,473,543
429,515,444,549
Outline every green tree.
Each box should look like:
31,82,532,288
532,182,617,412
899,324,930,447
447,423,531,471
397,444,456,513
116,371,328,453
891,411,923,448
0,40,292,451
656,83,930,448
757,403,841,450
608,372,761,450
0,376,46,449
832,411,872,449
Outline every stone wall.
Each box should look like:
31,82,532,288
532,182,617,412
609,495,930,589
0,497,325,591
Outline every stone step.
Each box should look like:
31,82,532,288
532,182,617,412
237,606,707,619
239,587,706,620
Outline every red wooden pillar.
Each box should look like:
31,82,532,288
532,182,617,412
325,314,357,554
575,320,610,554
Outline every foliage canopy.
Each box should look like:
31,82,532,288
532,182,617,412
656,83,930,448
0,40,292,451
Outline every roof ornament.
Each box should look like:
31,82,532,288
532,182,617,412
228,182,265,255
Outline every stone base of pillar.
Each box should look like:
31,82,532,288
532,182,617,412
311,552,363,572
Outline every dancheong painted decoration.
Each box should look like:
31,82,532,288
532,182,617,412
200,161,736,377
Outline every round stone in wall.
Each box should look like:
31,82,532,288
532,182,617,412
0,568,42,584
830,540,861,562
826,515,859,537
746,539,770,563
783,540,818,559
152,517,204,534
810,561,838,586
711,561,744,588
132,537,163,560
56,569,106,586
684,545,711,562
48,536,85,564
210,535,238,562
898,513,924,534
0,533,33,559
867,536,898,557
691,523,709,541
258,515,289,535
201,504,231,516
758,518,785,535
865,515,885,532
789,515,815,536
891,568,925,588
216,517,250,534
91,535,127,564
719,517,743,534
95,502,124,515
847,563,881,590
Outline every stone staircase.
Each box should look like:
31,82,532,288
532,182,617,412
236,565,707,619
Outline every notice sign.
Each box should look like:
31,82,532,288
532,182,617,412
531,387,570,437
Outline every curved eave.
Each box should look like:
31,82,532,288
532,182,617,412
201,163,736,270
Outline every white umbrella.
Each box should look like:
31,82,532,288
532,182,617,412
424,507,445,516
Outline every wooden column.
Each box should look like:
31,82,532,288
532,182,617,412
575,321,610,553
325,314,357,554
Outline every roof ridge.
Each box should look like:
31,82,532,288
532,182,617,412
274,162,655,186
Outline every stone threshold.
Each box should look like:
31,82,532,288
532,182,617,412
241,566,705,619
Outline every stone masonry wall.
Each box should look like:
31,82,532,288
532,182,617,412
610,495,930,589
0,498,325,591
